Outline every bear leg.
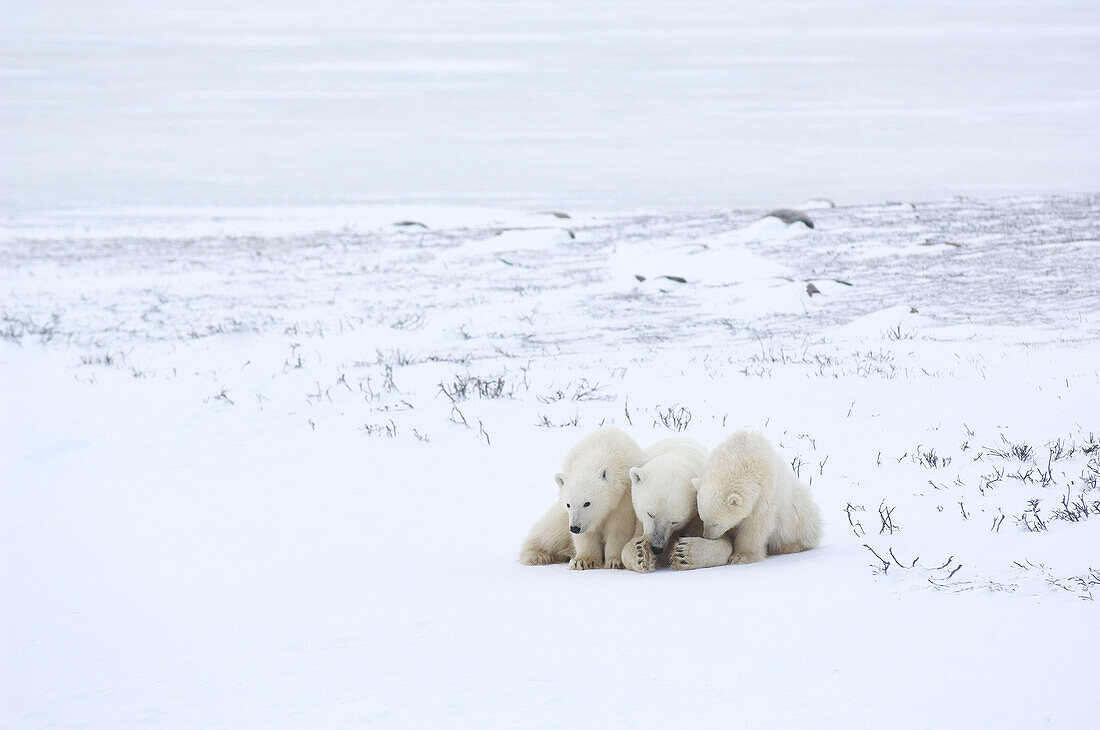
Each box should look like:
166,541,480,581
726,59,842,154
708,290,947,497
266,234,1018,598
569,531,603,570
622,536,656,573
519,502,573,565
669,536,733,570
731,518,770,564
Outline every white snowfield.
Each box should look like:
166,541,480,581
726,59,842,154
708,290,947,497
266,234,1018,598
2,196,1099,727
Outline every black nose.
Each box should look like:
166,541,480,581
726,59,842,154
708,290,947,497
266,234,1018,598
651,545,664,555
570,525,581,534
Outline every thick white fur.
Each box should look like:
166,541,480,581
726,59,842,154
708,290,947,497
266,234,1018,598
517,504,573,566
671,430,822,570
519,426,645,570
621,438,708,573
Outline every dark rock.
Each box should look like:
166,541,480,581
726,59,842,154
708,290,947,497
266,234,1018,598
765,209,814,228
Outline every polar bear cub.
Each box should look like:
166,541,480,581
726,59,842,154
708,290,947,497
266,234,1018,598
519,426,645,570
671,429,821,570
621,438,708,573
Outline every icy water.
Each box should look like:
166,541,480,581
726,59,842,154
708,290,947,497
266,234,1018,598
3,0,1099,212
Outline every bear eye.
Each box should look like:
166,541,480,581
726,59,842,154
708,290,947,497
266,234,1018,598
566,503,571,508
647,512,655,518
583,501,591,507
671,520,680,526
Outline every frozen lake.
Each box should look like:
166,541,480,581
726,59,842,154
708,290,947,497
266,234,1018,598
3,0,1099,212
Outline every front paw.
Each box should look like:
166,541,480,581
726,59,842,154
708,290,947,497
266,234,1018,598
730,551,765,565
605,556,625,570
625,537,656,573
669,537,701,570
569,557,601,570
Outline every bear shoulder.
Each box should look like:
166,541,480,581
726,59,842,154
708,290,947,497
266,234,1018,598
643,437,709,465
563,426,644,473
713,430,779,488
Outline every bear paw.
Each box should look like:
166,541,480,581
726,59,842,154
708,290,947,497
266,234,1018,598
627,537,656,573
519,550,558,566
669,538,701,570
605,556,625,570
730,551,765,565
569,557,601,571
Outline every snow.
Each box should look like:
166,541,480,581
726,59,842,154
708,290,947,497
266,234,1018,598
3,0,1099,212
3,195,1099,727
3,0,1099,725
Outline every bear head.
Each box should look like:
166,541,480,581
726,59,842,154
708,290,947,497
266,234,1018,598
694,471,761,540
555,465,626,535
629,454,698,554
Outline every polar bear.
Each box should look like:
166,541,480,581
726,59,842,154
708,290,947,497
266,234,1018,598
670,429,821,570
621,438,708,573
519,426,645,570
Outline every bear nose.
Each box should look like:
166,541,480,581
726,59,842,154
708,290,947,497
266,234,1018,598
570,525,581,534
651,545,664,555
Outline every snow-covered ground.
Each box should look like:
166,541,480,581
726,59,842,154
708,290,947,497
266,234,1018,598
2,196,1099,726
4,0,1099,724
3,0,1099,211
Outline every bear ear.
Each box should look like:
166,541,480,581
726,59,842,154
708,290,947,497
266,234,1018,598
690,477,699,491
629,467,644,486
725,492,742,507
554,472,566,488
600,466,609,481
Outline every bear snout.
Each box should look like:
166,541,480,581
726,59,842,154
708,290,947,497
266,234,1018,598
651,545,664,555
570,525,581,534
